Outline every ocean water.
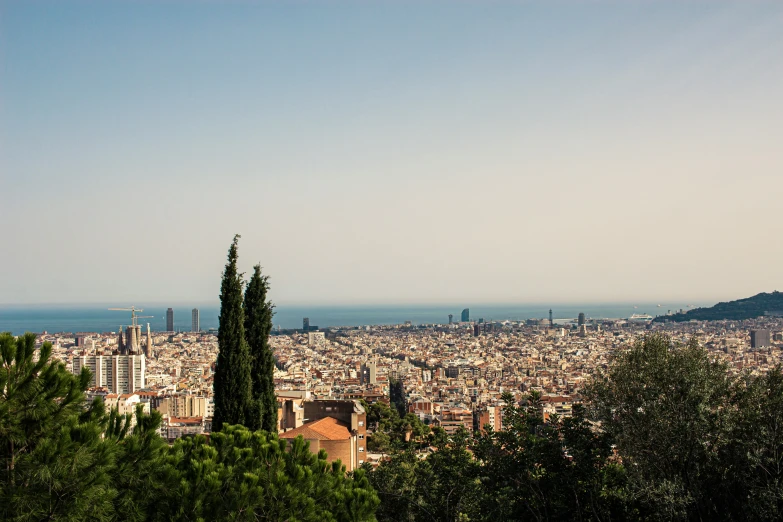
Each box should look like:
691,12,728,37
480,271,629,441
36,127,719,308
0,302,705,336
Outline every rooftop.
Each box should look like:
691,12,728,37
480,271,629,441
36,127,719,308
279,416,351,441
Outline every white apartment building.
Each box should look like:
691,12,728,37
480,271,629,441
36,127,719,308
72,354,146,394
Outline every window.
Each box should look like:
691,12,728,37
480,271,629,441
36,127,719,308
359,460,364,465
359,434,364,439
359,447,364,452
358,421,364,427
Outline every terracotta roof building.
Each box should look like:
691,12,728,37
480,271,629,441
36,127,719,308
280,399,366,471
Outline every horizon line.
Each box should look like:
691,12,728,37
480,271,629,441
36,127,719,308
0,299,716,308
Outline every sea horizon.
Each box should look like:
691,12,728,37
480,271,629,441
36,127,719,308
0,301,711,336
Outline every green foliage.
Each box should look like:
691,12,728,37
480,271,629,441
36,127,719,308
653,290,783,322
367,427,482,522
360,399,430,452
0,332,89,481
155,425,379,522
0,332,166,521
587,333,783,521
389,379,406,418
368,334,783,521
213,234,254,432
1,331,379,522
706,366,783,521
244,263,277,433
587,334,731,519
471,392,629,521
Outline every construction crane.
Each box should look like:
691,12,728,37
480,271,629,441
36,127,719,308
108,306,154,327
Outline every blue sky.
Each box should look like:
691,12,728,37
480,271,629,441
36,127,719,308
1,1,782,305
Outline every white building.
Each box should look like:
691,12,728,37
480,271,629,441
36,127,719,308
308,331,325,345
72,354,146,394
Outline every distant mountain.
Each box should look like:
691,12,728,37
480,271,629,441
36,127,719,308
653,291,783,323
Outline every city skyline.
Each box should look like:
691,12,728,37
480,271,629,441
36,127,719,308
2,1,782,305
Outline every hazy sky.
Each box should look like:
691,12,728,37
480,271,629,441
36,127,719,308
1,1,782,306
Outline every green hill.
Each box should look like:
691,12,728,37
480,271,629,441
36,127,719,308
653,291,783,322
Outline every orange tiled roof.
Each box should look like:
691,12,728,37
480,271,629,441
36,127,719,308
169,417,203,425
279,416,351,441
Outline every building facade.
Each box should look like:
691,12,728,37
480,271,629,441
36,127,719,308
72,354,146,394
360,360,377,385
751,329,771,348
166,308,174,332
192,308,200,332
279,399,367,471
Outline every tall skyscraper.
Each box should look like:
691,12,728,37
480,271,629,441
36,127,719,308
751,330,771,349
461,308,470,322
549,309,553,327
303,317,310,332
192,308,200,332
448,314,453,325
166,308,174,332
578,312,586,326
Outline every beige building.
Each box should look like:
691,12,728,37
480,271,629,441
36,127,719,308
157,394,212,418
102,393,150,428
280,399,367,471
72,354,145,394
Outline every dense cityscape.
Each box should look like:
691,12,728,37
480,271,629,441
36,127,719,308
32,307,783,470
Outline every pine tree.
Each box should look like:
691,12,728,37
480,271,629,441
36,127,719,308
244,264,277,432
154,425,379,521
212,235,253,432
1,332,169,521
0,332,90,489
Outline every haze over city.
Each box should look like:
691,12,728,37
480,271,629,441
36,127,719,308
2,1,782,305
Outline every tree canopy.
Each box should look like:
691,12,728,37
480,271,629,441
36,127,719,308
212,234,254,432
0,331,379,522
244,263,277,433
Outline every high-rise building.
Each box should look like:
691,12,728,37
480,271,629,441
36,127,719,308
72,354,146,393
360,359,377,385
145,323,152,358
192,308,200,332
549,309,553,327
473,324,480,337
166,308,174,332
448,314,453,325
578,312,586,326
461,308,470,322
751,329,771,349
303,317,310,332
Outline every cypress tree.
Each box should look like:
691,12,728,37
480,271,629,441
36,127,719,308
212,235,253,432
244,264,277,432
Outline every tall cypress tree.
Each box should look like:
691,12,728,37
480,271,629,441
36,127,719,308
212,235,253,433
244,264,277,433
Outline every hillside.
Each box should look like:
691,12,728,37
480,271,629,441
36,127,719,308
653,291,783,322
